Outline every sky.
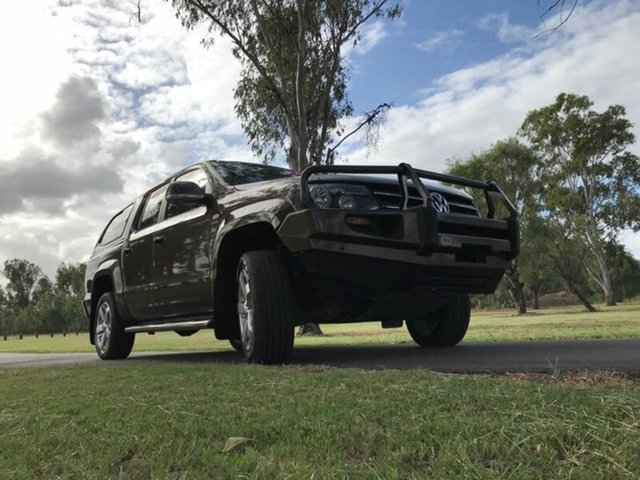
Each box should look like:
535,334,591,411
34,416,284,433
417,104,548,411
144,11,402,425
0,0,639,278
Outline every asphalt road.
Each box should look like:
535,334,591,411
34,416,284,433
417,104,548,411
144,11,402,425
1,338,639,375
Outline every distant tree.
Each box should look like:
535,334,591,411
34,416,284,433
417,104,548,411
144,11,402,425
607,244,640,302
541,219,597,311
55,263,87,333
32,276,53,305
518,215,561,309
0,286,6,310
168,0,400,170
3,259,44,310
448,138,539,314
55,263,86,297
521,93,640,306
0,286,7,339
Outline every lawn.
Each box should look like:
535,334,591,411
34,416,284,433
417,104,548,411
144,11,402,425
1,364,639,479
2,303,639,478
1,302,639,354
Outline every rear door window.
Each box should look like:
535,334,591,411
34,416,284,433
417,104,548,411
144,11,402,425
99,204,133,245
138,184,169,230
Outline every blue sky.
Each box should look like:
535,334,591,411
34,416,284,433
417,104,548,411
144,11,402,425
349,1,561,110
0,0,639,276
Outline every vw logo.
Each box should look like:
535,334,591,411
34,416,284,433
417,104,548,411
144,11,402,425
430,192,450,213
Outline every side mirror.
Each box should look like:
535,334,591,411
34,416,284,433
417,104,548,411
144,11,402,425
166,181,209,204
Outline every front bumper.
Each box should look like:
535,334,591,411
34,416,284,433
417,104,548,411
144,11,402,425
278,207,517,295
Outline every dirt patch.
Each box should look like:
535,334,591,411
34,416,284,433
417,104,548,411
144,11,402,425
538,291,582,308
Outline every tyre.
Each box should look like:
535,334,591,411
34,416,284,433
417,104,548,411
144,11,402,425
406,295,470,347
236,250,295,364
229,338,243,352
94,292,135,360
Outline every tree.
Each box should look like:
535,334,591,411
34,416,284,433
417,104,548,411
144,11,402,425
520,93,640,306
55,262,86,297
518,215,560,310
55,263,87,333
539,219,597,311
168,0,400,170
0,286,7,340
607,244,640,302
3,259,43,310
448,138,539,314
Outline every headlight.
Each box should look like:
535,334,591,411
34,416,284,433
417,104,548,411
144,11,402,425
309,184,379,210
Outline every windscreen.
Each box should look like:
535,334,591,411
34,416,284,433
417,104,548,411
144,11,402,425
208,160,295,185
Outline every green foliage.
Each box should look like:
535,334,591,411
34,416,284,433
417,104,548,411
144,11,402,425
0,259,86,336
168,0,401,169
448,138,541,313
521,93,640,305
607,243,640,302
2,258,43,310
448,137,540,219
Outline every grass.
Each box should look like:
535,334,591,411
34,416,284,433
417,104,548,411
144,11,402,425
2,303,639,478
1,302,639,354
1,364,639,479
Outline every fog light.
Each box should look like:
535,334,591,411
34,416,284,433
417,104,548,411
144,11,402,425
346,216,371,226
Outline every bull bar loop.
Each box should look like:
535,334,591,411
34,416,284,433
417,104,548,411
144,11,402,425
300,163,518,219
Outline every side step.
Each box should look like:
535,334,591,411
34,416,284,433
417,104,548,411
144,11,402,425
124,319,212,334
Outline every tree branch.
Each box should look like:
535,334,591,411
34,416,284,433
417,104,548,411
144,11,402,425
325,103,390,162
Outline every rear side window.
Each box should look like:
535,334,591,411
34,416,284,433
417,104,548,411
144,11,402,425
138,184,169,230
100,204,133,245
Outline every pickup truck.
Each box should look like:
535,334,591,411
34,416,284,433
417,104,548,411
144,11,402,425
83,160,519,364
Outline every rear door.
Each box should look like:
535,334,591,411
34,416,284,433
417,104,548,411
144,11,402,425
152,167,215,318
121,183,169,320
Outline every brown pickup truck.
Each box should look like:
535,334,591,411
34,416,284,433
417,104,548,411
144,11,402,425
83,161,519,364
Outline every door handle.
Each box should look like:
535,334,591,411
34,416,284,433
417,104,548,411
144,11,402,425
153,235,165,244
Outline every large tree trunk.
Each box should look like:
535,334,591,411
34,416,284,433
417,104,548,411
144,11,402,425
530,285,540,310
297,323,324,336
584,222,617,306
294,0,309,171
505,266,527,315
564,280,597,312
595,249,616,306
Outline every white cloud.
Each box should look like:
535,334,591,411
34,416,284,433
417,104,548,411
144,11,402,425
0,0,247,277
416,30,464,53
352,20,388,55
477,13,536,44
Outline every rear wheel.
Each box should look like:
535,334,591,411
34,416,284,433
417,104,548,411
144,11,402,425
406,295,470,347
236,250,295,364
94,292,135,359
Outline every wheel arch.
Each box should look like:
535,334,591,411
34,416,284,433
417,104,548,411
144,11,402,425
211,220,288,340
89,273,114,345
88,258,128,344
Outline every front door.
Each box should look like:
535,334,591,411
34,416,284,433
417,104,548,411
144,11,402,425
152,167,215,318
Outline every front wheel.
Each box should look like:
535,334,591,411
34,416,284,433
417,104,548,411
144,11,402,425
236,250,295,364
406,295,470,348
94,292,135,359
229,338,243,352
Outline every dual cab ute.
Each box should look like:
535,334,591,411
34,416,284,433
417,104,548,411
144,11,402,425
84,161,519,364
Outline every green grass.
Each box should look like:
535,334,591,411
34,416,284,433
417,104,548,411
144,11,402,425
2,302,640,354
1,364,639,479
